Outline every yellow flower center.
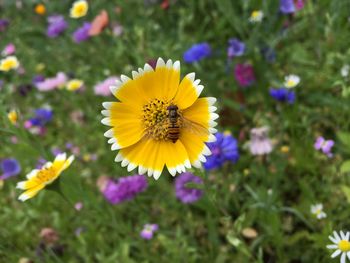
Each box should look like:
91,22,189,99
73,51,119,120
36,167,57,184
142,99,182,140
339,240,350,252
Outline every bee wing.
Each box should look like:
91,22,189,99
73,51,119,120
181,117,209,137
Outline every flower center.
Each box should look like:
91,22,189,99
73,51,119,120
142,99,181,141
36,167,57,184
339,240,350,252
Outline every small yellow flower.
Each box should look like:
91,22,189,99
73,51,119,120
280,145,290,153
243,169,250,176
70,0,89,18
35,63,46,72
16,153,74,202
0,179,4,189
7,110,18,124
284,74,300,88
249,10,264,23
67,79,84,91
35,4,46,15
0,56,19,72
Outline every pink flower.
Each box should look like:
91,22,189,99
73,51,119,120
1,43,16,56
36,72,67,91
94,76,119,96
249,127,273,155
294,0,304,10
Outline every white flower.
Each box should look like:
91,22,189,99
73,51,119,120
327,231,350,263
284,74,300,88
310,203,327,219
249,10,264,23
341,65,350,78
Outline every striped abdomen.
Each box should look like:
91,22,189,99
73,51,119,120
167,123,180,143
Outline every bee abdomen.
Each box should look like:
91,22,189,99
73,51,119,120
167,126,180,143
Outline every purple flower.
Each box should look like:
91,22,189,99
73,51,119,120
183,42,211,63
204,132,239,170
227,38,245,58
28,108,53,127
47,15,68,38
314,136,334,157
175,172,203,204
269,87,295,104
73,22,91,43
140,224,158,240
102,175,148,204
0,19,9,32
249,127,273,156
94,76,119,96
280,0,295,14
0,158,21,180
32,75,45,85
234,63,255,87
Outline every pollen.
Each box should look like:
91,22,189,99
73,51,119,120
142,99,183,141
36,167,57,184
338,240,350,252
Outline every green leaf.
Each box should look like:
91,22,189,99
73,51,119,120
341,185,350,203
337,131,350,149
340,160,350,173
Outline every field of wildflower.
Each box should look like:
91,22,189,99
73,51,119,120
2,0,350,262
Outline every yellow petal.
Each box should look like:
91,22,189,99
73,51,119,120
102,102,144,148
118,138,189,179
174,73,203,110
18,183,45,202
112,59,180,106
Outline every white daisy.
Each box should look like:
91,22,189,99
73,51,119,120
327,231,350,263
310,203,327,219
284,74,300,88
249,10,264,23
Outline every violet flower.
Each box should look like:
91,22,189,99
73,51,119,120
102,175,148,204
47,15,68,38
314,136,334,157
175,173,203,204
140,224,158,240
72,22,91,43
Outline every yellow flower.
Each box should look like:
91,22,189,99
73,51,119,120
0,56,19,72
35,4,46,15
16,153,74,201
70,0,88,18
67,79,83,91
101,58,218,180
280,145,290,153
7,110,18,124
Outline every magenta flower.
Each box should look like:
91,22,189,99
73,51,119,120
175,173,203,204
102,175,148,205
140,224,158,240
1,43,16,56
94,76,119,96
234,63,255,87
314,136,334,157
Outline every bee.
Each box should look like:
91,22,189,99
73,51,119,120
166,104,209,143
167,105,181,143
